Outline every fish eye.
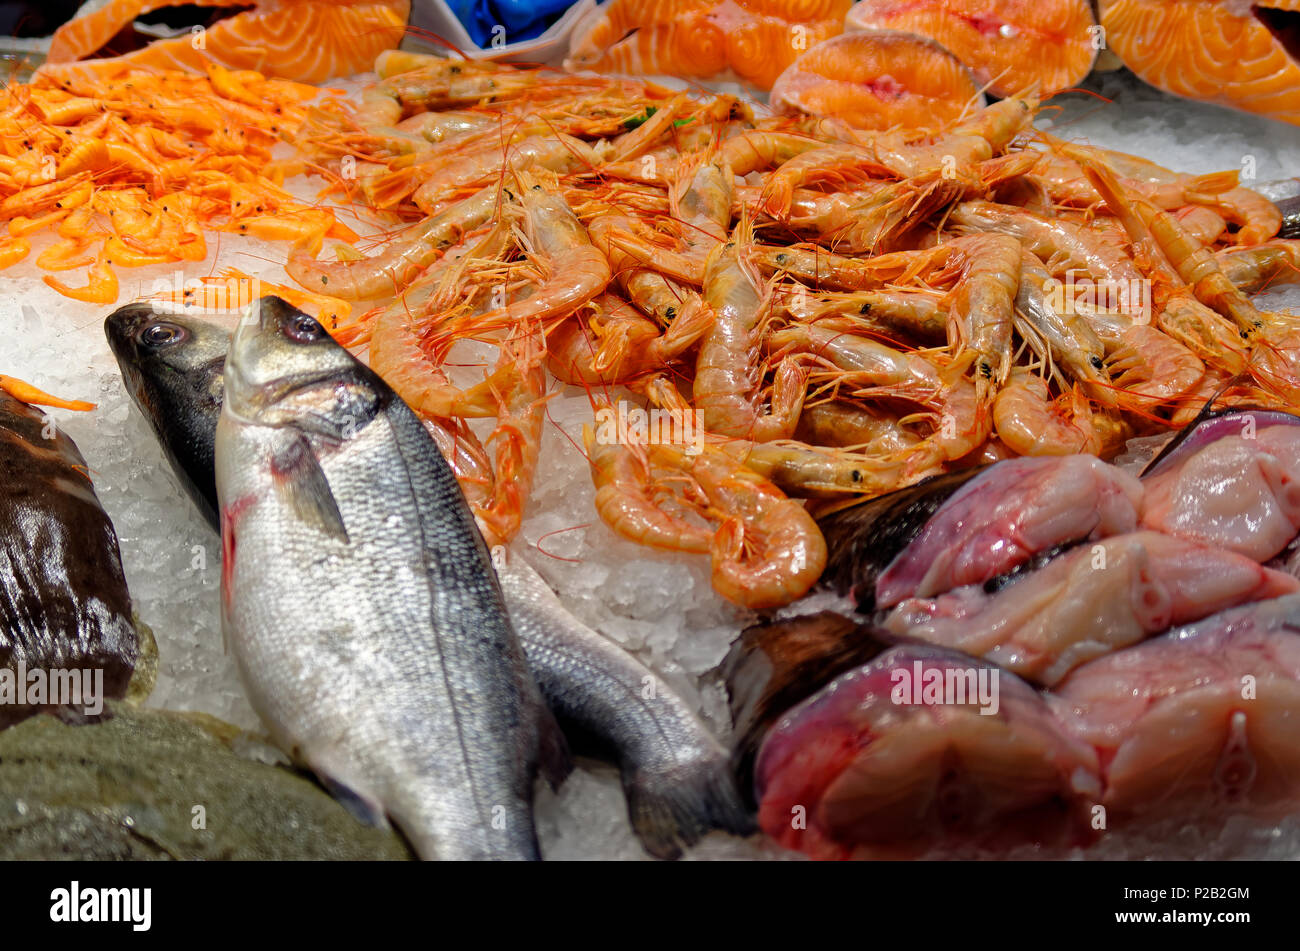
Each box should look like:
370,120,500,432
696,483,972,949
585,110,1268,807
284,313,324,343
140,322,186,347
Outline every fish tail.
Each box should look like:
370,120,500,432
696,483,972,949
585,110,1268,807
622,755,756,860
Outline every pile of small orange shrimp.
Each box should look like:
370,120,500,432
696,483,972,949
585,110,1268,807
289,50,1300,611
0,61,359,304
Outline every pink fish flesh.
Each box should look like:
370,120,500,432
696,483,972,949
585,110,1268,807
876,455,1144,608
879,531,1300,686
753,644,1101,860
1140,425,1300,562
1052,593,1300,819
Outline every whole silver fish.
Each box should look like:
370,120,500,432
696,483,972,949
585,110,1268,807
216,297,567,860
492,547,755,859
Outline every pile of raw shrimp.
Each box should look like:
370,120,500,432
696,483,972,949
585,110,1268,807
290,49,1300,612
0,62,359,304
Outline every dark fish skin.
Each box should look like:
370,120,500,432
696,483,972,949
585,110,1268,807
722,611,888,802
0,392,137,725
104,304,228,530
816,467,987,612
494,549,755,858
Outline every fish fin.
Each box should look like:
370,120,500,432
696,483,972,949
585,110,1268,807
536,705,573,791
318,774,389,829
622,757,757,861
270,434,349,543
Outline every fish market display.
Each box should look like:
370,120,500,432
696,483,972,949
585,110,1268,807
1099,0,1300,126
4,11,1300,864
216,297,568,860
0,390,138,725
845,0,1099,98
564,0,853,90
106,299,751,858
43,0,408,84
295,51,1300,613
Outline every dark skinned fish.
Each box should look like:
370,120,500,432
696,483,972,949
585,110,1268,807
493,547,755,858
115,302,751,858
217,297,568,861
105,304,228,530
0,391,137,725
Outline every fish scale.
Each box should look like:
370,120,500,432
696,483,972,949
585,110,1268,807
216,296,566,860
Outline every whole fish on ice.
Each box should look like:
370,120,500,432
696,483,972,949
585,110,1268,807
0,390,138,725
216,296,568,861
108,303,753,857
105,304,229,530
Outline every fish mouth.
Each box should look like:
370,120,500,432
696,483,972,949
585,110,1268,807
226,296,346,424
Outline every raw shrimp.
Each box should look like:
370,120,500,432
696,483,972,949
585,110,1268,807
583,424,713,554
782,287,947,342
947,200,1143,286
993,369,1116,456
1014,250,1113,403
546,293,713,386
938,233,1022,404
768,321,990,466
442,170,612,338
694,217,806,441
286,185,499,300
1218,241,1300,293
794,400,922,453
653,442,829,610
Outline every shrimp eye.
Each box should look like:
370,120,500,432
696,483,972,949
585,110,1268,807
1090,355,1104,369
140,322,186,347
284,313,325,343
851,470,862,483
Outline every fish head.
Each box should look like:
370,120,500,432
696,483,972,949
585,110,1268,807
105,303,230,411
225,296,383,441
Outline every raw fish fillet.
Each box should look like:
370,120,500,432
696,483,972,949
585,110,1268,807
1141,424,1300,562
880,531,1300,686
564,0,851,90
1053,594,1300,818
876,455,1143,609
1099,0,1300,126
846,0,1099,97
753,645,1100,860
768,29,982,129
42,0,409,84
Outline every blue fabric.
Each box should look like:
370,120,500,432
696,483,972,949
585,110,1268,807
439,0,575,47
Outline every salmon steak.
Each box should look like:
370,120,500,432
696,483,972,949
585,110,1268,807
846,0,1099,97
1100,0,1300,125
41,0,409,85
564,0,853,90
769,30,983,129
